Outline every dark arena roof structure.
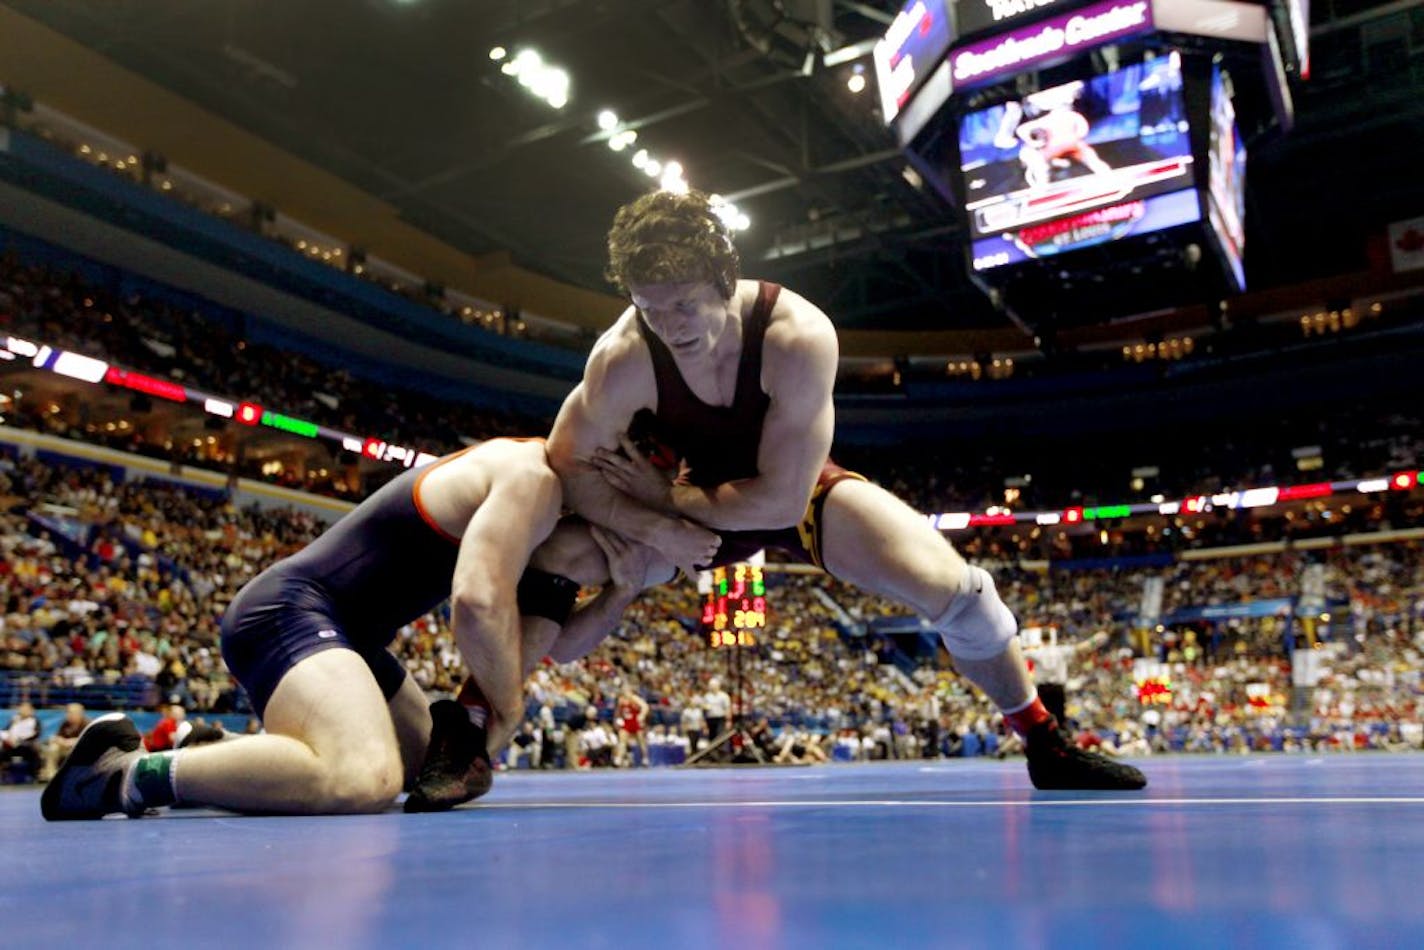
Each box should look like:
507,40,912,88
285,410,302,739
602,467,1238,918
6,0,1423,336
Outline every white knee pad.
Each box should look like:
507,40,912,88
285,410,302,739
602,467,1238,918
928,565,1018,661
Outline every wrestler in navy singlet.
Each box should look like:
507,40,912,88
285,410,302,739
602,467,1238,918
220,446,578,718
220,458,464,717
634,281,863,569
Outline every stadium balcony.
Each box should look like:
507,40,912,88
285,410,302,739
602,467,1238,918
0,123,581,418
3,94,1424,448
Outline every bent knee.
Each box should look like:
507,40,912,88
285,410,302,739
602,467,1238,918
318,756,404,814
930,566,1018,661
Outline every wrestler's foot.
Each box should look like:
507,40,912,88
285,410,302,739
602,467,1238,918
404,700,493,813
1025,720,1147,790
41,714,146,820
175,721,226,749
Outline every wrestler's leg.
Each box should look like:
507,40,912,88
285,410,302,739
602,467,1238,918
816,478,1033,710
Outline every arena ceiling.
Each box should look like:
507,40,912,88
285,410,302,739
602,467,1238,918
5,0,1424,335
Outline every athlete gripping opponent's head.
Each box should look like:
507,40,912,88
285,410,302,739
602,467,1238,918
42,440,672,820
545,188,1145,791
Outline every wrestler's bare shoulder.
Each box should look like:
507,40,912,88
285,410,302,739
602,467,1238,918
583,307,656,400
757,282,838,359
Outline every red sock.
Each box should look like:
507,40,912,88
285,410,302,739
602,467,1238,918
1003,695,1055,738
456,678,492,729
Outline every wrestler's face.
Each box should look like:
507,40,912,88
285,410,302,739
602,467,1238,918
628,279,732,359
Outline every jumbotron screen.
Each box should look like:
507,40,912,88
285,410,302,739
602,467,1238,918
957,52,1200,270
1206,63,1247,291
874,0,955,126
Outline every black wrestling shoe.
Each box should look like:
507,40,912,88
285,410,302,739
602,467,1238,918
175,722,226,749
404,700,493,813
1025,720,1148,791
41,714,146,820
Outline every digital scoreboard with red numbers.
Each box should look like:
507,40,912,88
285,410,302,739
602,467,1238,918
702,564,767,648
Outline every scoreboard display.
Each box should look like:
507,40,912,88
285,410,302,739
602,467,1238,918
874,0,955,125
702,564,767,648
952,0,1077,42
957,52,1197,269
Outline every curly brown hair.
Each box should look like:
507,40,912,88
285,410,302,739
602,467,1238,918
605,189,739,299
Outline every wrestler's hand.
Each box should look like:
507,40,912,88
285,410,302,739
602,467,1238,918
589,433,676,512
656,518,720,579
590,525,661,593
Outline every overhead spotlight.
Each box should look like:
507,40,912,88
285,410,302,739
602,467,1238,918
660,163,688,194
631,148,650,169
597,109,619,131
609,129,637,151
489,46,507,61
847,65,867,94
500,61,518,76
539,67,570,101
710,199,750,232
644,159,662,177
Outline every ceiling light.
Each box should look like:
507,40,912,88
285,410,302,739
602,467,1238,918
644,159,662,177
489,46,507,61
660,165,688,194
598,109,619,130
631,148,650,169
710,199,750,232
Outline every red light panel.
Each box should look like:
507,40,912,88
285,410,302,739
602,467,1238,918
1278,482,1334,502
236,402,263,426
104,367,187,402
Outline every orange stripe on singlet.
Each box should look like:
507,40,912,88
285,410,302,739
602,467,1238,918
410,437,547,545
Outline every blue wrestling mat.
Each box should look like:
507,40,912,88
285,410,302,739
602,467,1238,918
5,755,1423,948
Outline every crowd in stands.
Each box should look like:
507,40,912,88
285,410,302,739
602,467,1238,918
0,252,546,495
4,249,1423,517
2,249,1423,778
3,449,1422,782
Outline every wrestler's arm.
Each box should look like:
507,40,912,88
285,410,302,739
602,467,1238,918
668,297,838,530
546,526,674,664
548,322,720,570
517,518,675,666
450,454,563,752
542,586,636,664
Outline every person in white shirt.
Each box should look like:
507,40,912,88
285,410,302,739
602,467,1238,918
679,700,706,753
703,678,732,741
2,701,41,777
1022,627,1108,724
580,709,615,768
